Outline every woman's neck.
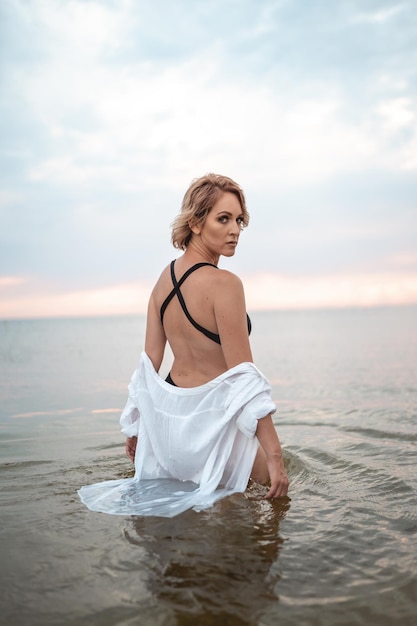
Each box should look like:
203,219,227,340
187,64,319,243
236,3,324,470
183,241,219,266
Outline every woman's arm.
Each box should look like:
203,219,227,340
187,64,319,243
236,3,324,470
125,293,167,464
144,292,167,372
213,270,253,368
125,436,137,462
214,271,289,497
255,415,289,498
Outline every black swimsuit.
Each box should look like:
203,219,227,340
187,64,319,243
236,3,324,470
165,372,178,386
160,260,251,361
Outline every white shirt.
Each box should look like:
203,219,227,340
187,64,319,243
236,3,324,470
78,352,276,517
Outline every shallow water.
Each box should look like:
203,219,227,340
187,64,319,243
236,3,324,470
0,307,416,625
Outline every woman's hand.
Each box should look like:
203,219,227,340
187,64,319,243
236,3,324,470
125,436,137,463
255,414,289,499
265,453,289,499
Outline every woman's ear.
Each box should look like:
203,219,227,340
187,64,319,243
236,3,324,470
189,219,201,235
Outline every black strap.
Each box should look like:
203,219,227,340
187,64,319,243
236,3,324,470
160,261,221,344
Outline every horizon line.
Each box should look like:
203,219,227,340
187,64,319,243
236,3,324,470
2,300,416,323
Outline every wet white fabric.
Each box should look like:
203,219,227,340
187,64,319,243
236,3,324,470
78,352,276,517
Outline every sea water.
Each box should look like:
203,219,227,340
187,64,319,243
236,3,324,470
0,307,416,625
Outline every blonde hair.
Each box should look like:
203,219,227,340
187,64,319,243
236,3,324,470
171,173,249,250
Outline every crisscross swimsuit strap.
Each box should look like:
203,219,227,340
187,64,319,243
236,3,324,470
160,260,222,344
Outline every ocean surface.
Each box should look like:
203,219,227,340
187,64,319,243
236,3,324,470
0,306,416,626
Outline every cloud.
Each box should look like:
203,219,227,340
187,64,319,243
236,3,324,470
1,0,416,317
0,276,153,319
351,3,407,24
244,271,417,310
20,62,417,193
5,0,416,194
0,276,26,288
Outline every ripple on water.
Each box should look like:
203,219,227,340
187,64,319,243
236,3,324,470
275,428,417,623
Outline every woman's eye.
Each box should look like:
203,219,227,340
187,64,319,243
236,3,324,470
218,215,244,225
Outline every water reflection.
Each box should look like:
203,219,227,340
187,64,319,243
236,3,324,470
124,492,291,625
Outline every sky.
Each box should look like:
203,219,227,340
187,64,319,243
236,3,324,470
1,0,417,319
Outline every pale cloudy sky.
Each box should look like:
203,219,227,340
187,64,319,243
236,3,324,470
1,0,417,318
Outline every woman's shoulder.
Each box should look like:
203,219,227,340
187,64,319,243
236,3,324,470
213,267,244,291
185,265,244,297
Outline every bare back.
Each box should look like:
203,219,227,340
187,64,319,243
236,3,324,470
145,257,253,387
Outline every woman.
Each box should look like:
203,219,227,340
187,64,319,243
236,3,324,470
78,174,288,517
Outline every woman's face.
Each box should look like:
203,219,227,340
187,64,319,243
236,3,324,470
193,192,244,258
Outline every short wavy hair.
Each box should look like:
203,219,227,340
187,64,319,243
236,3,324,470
171,173,249,250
